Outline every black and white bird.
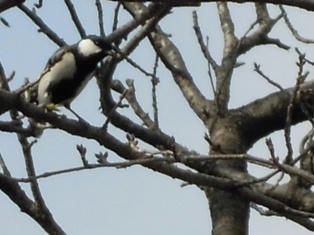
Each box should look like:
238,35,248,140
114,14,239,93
29,35,113,120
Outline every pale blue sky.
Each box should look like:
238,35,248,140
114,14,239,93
0,1,313,234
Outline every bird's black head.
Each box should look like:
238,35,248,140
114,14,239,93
77,35,113,59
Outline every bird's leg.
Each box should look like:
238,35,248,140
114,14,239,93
46,103,60,112
64,104,88,124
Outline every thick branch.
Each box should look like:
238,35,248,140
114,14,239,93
0,174,66,234
0,0,24,13
110,0,314,12
1,89,314,223
233,80,314,146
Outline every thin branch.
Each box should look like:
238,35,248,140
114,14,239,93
193,11,218,103
280,5,314,44
254,63,284,91
0,61,9,90
151,54,159,129
205,37,217,98
112,2,121,33
239,4,288,55
18,136,46,206
284,53,307,163
125,79,155,128
264,36,290,50
0,153,11,176
0,16,9,27
243,20,258,37
237,170,280,186
64,0,86,38
192,10,218,69
123,55,156,78
103,89,127,130
76,144,89,167
95,0,105,37
34,0,43,8
15,157,175,183
18,4,66,47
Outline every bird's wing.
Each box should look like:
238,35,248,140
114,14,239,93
40,46,72,80
23,46,72,104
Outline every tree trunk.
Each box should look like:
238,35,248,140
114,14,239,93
205,117,250,235
207,189,249,235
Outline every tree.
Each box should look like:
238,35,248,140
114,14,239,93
0,0,314,234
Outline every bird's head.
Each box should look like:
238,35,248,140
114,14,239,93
77,35,113,58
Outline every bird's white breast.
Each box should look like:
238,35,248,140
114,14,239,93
37,52,76,105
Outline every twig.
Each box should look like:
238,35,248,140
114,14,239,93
0,61,10,91
284,53,307,164
64,0,86,38
192,11,218,69
237,170,280,186
124,55,156,78
125,79,155,128
192,11,217,100
206,37,217,98
18,135,47,210
243,20,258,37
264,37,290,50
111,79,155,128
280,5,314,44
151,54,159,129
265,138,277,159
251,203,277,216
76,144,89,167
254,63,284,91
95,0,105,37
18,4,66,47
103,89,127,130
34,0,43,8
0,16,9,27
0,153,11,176
112,2,121,33
7,71,15,82
296,47,314,66
15,157,174,183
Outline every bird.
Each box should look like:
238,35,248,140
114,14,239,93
27,35,113,121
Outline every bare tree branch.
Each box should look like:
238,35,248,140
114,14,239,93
95,0,105,37
123,3,216,122
254,63,284,91
108,0,314,12
0,0,25,13
64,0,86,38
280,5,314,44
18,4,66,47
151,54,160,129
